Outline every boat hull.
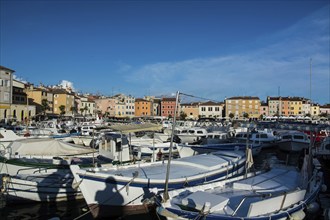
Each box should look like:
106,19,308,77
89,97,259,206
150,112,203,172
71,152,246,218
278,140,309,152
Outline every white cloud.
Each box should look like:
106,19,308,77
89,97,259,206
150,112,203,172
124,6,329,103
13,75,27,84
59,80,75,92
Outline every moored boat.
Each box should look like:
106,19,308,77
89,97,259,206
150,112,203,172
70,150,247,218
156,155,324,220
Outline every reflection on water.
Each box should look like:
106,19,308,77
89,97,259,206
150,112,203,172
0,148,329,220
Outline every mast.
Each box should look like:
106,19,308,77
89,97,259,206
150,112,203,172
163,91,180,201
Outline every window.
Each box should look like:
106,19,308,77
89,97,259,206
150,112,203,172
4,92,9,101
208,107,213,111
201,107,206,111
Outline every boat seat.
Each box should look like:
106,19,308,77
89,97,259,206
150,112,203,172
181,191,229,213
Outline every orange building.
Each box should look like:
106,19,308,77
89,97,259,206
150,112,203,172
135,98,152,116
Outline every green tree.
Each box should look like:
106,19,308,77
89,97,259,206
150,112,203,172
229,113,234,120
59,105,66,117
41,99,50,116
70,106,77,115
243,112,249,119
179,111,187,120
83,106,88,115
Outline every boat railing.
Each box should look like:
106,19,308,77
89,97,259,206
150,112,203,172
231,193,272,216
16,166,50,175
0,143,6,156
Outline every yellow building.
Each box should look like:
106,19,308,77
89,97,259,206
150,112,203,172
52,89,75,116
0,65,14,122
180,102,200,120
11,80,36,123
287,97,303,116
310,104,320,117
27,85,53,116
225,96,260,119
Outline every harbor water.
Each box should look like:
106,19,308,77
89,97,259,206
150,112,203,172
1,148,329,220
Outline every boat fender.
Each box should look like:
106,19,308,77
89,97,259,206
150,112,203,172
307,202,320,214
289,210,305,220
321,184,328,192
1,174,10,193
150,187,158,195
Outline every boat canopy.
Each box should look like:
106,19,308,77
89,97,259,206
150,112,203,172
8,138,96,156
108,123,162,134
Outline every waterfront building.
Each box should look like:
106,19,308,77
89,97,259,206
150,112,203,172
161,97,179,118
0,65,14,123
26,84,53,117
320,104,330,116
267,96,280,116
11,80,36,123
135,98,152,117
180,102,199,120
259,102,269,118
198,101,223,119
268,96,308,117
144,96,162,116
52,88,75,117
110,94,135,118
94,97,116,117
125,95,135,118
310,104,320,117
79,96,96,117
225,96,260,120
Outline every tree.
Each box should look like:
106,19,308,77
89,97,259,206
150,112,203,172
243,112,249,119
179,111,187,120
319,112,328,117
80,107,84,115
41,99,50,116
229,113,234,120
70,106,77,116
59,105,66,117
83,106,88,115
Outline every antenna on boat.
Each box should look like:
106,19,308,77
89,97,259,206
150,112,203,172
163,91,180,202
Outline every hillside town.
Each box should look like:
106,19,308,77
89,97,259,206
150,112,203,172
1,65,330,126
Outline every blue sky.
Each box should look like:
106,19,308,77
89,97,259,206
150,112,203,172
1,0,329,104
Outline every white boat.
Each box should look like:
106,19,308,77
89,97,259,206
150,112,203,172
70,150,247,218
156,156,324,220
233,129,280,149
198,131,233,145
1,171,82,203
0,138,97,175
277,130,310,152
72,135,96,147
132,142,179,158
314,136,330,160
0,128,27,148
175,127,209,144
0,135,130,203
177,142,262,158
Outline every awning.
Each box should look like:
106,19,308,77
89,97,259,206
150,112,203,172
108,123,162,134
